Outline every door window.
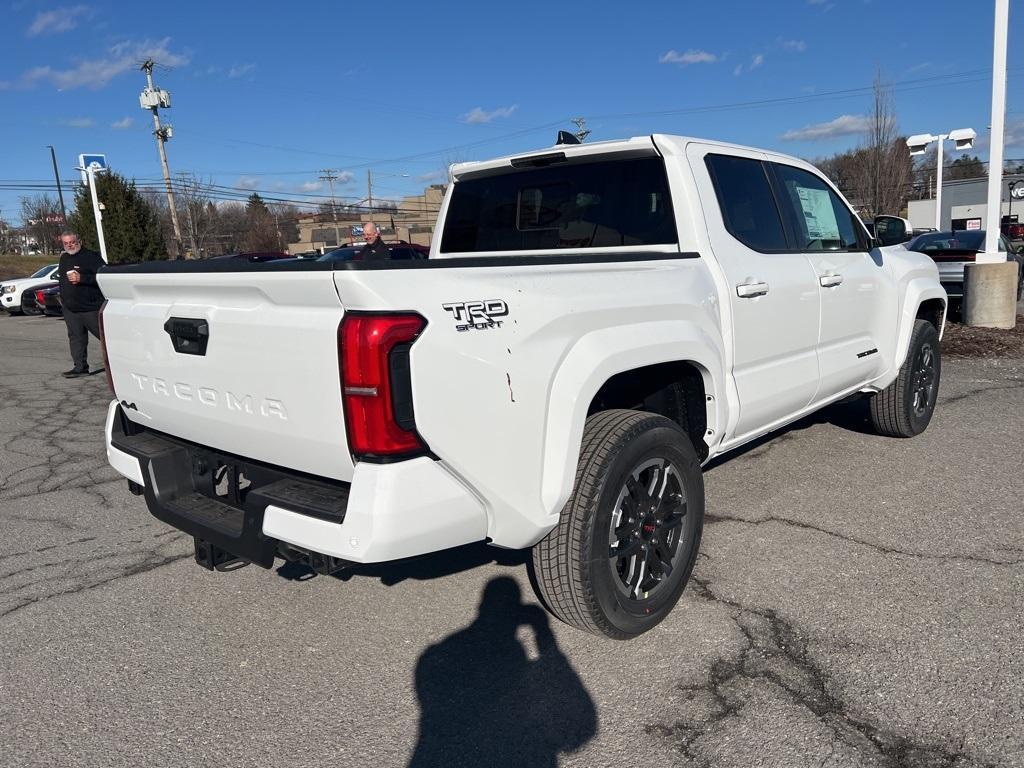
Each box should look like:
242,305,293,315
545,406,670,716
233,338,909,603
771,164,865,251
705,154,789,252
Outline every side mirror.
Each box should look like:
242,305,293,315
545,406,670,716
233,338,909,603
874,215,912,247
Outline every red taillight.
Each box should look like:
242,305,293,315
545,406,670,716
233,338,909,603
35,290,46,303
339,312,426,458
98,301,115,396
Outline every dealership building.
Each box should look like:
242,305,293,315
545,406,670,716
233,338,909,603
908,172,1024,231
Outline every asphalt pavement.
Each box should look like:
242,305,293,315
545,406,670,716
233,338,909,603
0,313,1021,768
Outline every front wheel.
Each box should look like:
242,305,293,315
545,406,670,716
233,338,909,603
869,319,941,438
531,410,704,639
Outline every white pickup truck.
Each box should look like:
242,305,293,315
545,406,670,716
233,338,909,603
99,134,946,639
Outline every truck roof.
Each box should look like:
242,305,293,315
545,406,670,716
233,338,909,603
449,134,813,181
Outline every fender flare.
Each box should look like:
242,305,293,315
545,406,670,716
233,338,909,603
539,320,725,517
893,279,947,372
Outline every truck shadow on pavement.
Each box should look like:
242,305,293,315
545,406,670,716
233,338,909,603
406,576,597,768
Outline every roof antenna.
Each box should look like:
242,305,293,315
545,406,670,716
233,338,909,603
556,130,580,145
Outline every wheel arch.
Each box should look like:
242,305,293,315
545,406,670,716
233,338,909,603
540,322,725,518
893,280,947,372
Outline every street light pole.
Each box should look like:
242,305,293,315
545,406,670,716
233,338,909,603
934,136,946,231
907,129,976,230
46,146,67,223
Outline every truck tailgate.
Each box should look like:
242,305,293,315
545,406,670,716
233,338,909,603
99,268,353,482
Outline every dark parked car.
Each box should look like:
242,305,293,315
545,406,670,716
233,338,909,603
18,281,59,316
1001,220,1024,240
35,285,62,316
906,230,1024,300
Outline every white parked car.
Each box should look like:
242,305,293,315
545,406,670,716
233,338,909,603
98,134,946,638
0,264,60,314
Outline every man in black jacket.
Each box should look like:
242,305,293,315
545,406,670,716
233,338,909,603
57,231,105,378
359,222,390,262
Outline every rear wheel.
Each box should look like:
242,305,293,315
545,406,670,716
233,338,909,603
869,319,941,438
531,409,704,639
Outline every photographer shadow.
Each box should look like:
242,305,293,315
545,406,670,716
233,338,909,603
408,576,597,767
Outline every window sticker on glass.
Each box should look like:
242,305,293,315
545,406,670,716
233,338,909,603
795,187,840,242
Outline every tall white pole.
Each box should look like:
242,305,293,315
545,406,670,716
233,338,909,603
934,136,945,231
87,166,108,263
982,0,1009,261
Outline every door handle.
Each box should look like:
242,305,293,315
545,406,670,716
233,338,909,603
819,274,844,288
736,281,769,298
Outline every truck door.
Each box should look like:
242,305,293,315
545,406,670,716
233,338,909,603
767,161,895,399
687,145,821,440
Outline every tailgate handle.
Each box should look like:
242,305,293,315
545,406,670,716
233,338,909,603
164,317,210,356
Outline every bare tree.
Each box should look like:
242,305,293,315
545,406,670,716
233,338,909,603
20,195,64,254
268,203,301,250
176,175,220,258
850,71,913,217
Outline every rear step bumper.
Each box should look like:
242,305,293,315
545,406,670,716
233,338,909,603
108,403,351,568
104,401,489,565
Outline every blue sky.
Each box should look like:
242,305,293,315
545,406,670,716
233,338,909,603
1,0,1022,223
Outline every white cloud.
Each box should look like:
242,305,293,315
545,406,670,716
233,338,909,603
779,38,807,52
228,63,256,79
27,5,90,37
659,49,718,65
336,171,355,184
110,116,134,129
236,176,260,190
781,114,873,141
417,170,446,183
298,181,323,192
61,116,94,128
17,37,188,90
462,105,518,124
734,54,765,76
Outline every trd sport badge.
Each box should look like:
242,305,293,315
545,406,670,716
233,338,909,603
442,300,509,332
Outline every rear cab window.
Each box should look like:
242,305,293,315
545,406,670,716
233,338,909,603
440,156,677,253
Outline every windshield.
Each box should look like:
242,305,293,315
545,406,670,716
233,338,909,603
317,247,363,262
30,265,56,278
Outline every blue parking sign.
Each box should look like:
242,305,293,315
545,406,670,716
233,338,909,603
78,153,107,185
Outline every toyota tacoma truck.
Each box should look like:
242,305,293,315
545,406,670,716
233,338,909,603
98,134,946,639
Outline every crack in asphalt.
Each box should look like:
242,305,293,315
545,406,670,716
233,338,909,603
939,379,1024,406
645,577,998,767
0,529,184,580
704,513,1024,567
0,548,193,620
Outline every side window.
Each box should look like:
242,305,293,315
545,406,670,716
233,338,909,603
772,164,864,251
705,154,789,252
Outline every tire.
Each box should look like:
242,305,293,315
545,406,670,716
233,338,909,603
869,319,941,438
531,409,704,639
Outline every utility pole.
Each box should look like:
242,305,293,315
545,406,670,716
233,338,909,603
140,59,183,257
319,168,340,244
571,117,591,143
367,170,373,212
46,146,67,222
